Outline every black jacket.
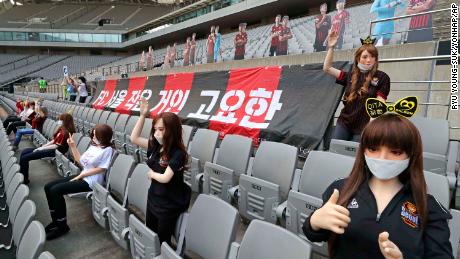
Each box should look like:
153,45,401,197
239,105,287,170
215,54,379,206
302,178,454,259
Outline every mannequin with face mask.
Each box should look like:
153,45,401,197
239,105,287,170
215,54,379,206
43,124,113,240
130,99,191,247
303,114,454,259
323,33,391,142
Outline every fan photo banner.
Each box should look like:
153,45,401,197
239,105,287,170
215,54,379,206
91,62,348,156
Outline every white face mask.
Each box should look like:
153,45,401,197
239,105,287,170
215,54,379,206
357,63,374,73
57,120,63,126
365,155,410,180
154,135,163,145
93,137,100,145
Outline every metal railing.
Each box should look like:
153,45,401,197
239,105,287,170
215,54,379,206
369,8,451,42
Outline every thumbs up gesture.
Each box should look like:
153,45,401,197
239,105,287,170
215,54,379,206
378,232,403,259
310,189,351,234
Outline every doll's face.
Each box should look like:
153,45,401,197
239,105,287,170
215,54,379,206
359,50,376,67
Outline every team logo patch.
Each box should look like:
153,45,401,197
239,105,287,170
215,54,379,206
370,77,379,86
159,156,169,168
401,201,419,228
347,198,359,209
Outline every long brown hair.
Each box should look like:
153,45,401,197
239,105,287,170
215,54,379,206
329,114,427,257
58,113,76,135
149,112,189,169
346,44,379,102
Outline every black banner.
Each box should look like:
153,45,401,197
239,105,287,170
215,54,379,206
92,63,348,156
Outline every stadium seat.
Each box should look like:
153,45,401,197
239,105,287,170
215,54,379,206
228,220,311,259
182,125,193,149
202,134,252,203
159,194,239,259
92,154,136,229
107,163,150,249
237,141,298,223
113,114,130,152
67,136,92,177
135,117,152,163
184,128,219,193
55,132,82,176
1,184,28,228
38,251,56,259
0,199,36,250
16,221,46,259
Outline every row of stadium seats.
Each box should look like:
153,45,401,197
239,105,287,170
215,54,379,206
0,54,121,85
0,93,317,259
1,91,459,258
0,3,173,30
0,120,55,259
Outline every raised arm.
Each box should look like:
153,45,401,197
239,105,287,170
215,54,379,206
323,30,342,78
130,99,149,149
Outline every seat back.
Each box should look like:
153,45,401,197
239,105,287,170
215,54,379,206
424,171,450,208
126,164,151,215
98,111,111,125
299,151,354,196
237,220,311,259
115,114,130,133
16,221,46,259
449,209,460,258
108,154,137,197
217,134,252,178
72,132,83,146
186,194,239,259
38,251,56,259
77,137,92,155
182,125,193,148
9,184,29,223
107,112,120,129
252,141,298,199
410,116,449,156
13,200,36,246
190,129,219,166
124,116,138,137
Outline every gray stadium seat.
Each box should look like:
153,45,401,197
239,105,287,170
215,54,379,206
136,117,152,163
76,107,90,133
83,109,97,135
113,114,130,152
0,199,36,250
237,141,298,223
124,116,139,156
329,139,359,157
284,151,354,252
1,165,22,204
1,184,29,228
128,163,167,258
410,117,458,187
228,220,311,259
107,163,150,249
98,111,111,125
38,251,56,259
89,109,103,133
16,221,46,259
106,112,120,130
182,125,193,149
159,194,239,259
424,171,460,259
92,154,136,229
202,134,252,203
184,129,219,193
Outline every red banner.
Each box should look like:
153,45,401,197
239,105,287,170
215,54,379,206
92,80,117,110
149,73,194,117
115,77,147,114
209,66,282,144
